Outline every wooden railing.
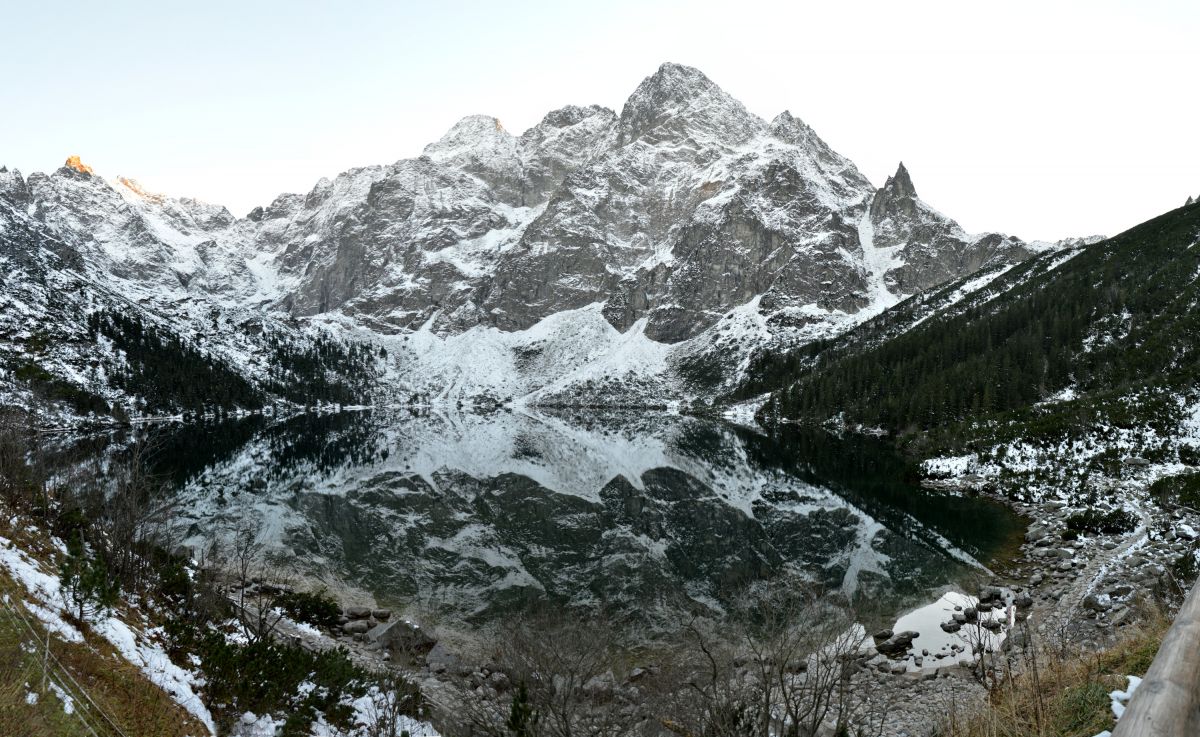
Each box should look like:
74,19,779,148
1112,582,1200,737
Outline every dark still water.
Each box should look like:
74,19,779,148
129,410,1023,635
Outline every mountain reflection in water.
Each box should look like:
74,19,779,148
139,409,1022,634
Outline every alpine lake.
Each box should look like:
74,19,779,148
82,408,1027,656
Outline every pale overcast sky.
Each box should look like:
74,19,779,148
4,0,1197,240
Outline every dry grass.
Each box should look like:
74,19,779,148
938,608,1170,737
0,606,88,737
0,542,209,737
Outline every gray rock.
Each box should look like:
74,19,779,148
582,671,616,700
425,642,460,674
1109,584,1134,598
345,605,372,620
367,620,437,664
1025,525,1049,543
343,619,371,635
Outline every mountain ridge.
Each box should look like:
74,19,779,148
0,62,1098,420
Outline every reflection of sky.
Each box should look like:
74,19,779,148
888,590,1013,671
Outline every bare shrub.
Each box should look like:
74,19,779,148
442,611,639,737
439,586,893,737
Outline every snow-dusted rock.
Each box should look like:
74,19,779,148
0,62,1088,415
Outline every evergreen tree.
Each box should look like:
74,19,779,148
506,682,539,737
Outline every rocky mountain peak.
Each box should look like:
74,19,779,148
870,162,919,221
116,176,166,203
766,110,873,189
423,115,515,159
0,166,26,197
616,62,762,148
641,62,714,93
769,110,814,140
423,114,522,203
1188,195,1196,206
518,105,616,205
532,104,614,130
886,162,917,199
64,155,95,176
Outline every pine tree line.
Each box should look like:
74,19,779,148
757,201,1200,437
88,309,263,413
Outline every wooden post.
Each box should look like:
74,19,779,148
1113,582,1200,737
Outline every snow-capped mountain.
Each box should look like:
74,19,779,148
0,63,1090,417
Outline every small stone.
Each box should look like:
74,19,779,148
582,671,616,699
1110,607,1133,627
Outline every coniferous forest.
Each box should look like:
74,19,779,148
751,201,1200,442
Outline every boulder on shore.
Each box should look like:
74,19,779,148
367,619,437,664
343,619,371,635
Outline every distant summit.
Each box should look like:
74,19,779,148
64,155,94,175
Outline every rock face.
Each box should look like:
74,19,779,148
9,64,1058,339
867,162,1035,297
256,63,1059,343
0,63,1092,413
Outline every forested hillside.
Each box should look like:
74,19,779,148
757,200,1200,442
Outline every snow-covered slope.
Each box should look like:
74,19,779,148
0,63,1094,418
